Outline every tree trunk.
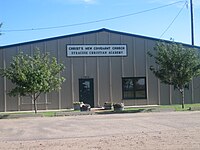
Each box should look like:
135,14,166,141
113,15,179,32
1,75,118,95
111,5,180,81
180,88,185,109
33,94,37,114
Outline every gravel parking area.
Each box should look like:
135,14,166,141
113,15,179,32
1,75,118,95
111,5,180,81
0,111,200,150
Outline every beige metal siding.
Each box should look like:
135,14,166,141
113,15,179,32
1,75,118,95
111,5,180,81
5,47,18,111
184,82,192,104
122,36,134,77
146,40,159,105
0,49,4,111
110,33,123,102
59,37,72,108
172,89,181,104
111,57,122,102
135,38,146,76
97,32,110,105
1,29,200,112
98,57,110,105
193,77,200,103
160,83,170,105
32,42,44,53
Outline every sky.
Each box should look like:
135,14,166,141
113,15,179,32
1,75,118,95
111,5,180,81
0,0,200,46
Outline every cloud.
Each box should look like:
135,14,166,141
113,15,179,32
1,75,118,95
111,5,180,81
83,0,96,4
46,0,98,5
67,0,97,4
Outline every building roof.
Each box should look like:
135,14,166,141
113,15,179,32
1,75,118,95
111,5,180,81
1,28,199,49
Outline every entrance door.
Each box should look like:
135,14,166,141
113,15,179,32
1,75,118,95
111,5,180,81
79,79,94,107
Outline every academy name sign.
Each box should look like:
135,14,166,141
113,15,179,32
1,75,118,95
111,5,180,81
67,45,127,57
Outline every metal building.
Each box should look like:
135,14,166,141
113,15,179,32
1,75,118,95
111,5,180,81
0,28,200,112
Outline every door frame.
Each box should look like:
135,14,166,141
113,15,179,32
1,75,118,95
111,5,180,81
79,78,94,107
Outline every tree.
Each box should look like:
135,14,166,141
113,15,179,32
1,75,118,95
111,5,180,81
148,42,200,109
0,49,65,113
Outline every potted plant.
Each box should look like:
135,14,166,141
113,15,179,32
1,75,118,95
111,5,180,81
73,101,84,110
104,102,113,110
80,104,91,111
113,103,124,112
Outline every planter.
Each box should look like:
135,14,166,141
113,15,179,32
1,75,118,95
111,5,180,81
114,107,124,112
104,102,113,110
80,104,91,111
73,102,84,110
104,106,113,110
73,104,81,110
113,103,124,112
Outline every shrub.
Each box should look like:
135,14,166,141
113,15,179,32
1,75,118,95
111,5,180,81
113,103,124,109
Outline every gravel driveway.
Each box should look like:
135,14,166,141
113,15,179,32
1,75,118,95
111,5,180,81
0,111,200,150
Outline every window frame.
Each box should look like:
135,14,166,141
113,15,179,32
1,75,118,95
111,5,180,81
122,77,147,100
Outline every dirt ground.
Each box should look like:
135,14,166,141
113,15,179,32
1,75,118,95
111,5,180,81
0,111,200,150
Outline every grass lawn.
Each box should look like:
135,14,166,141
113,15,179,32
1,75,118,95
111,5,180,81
0,109,77,118
96,103,200,114
38,111,57,117
158,103,200,111
1,103,200,119
95,108,145,114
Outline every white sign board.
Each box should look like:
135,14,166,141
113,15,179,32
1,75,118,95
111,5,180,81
67,45,127,57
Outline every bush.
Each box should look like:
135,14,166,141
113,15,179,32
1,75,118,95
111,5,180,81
80,104,91,111
113,103,124,109
104,102,113,110
73,101,83,105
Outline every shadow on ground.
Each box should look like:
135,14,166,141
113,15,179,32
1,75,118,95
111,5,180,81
95,109,145,114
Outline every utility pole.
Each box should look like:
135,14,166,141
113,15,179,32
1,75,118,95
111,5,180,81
190,0,194,45
190,0,194,104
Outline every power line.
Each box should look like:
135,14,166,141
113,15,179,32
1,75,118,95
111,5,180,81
159,1,187,38
1,0,185,33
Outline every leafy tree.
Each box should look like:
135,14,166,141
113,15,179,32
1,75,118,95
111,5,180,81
0,49,65,113
148,42,200,109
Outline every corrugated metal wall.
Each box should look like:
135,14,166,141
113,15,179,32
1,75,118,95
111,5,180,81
0,29,200,112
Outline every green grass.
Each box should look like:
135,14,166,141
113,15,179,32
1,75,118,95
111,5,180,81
38,109,80,117
0,112,43,118
1,103,200,119
0,109,77,118
96,103,200,114
158,103,200,111
38,111,56,117
95,108,145,114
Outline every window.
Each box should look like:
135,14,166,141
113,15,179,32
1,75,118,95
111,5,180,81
122,77,147,99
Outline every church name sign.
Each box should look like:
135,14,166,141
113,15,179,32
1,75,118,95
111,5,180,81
67,45,127,57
